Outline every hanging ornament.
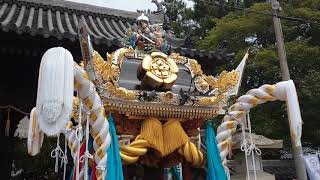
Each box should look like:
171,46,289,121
36,47,74,136
5,108,10,136
14,116,29,139
27,108,44,156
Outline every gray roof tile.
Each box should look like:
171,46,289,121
0,0,226,60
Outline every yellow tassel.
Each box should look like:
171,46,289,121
139,118,164,155
162,118,189,156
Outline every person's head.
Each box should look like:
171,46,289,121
137,13,149,29
140,21,148,29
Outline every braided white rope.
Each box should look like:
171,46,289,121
74,64,111,179
216,80,303,170
31,47,111,180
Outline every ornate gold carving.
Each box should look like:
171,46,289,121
72,97,80,120
189,59,203,76
212,70,239,93
194,76,210,93
168,53,188,64
92,48,139,100
198,94,226,106
115,87,137,100
162,91,174,103
92,50,113,82
88,47,240,118
141,52,179,90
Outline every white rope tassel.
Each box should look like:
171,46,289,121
75,100,83,180
216,80,303,168
36,47,74,136
240,123,250,180
240,112,261,180
247,112,260,180
79,111,93,180
274,81,303,147
62,137,68,180
51,134,66,173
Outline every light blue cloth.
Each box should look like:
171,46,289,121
69,166,74,180
106,115,124,180
206,122,227,180
172,165,182,180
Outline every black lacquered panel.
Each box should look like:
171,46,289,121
118,57,195,93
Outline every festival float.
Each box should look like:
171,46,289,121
27,13,303,180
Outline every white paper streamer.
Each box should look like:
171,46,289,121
302,154,320,180
14,116,29,139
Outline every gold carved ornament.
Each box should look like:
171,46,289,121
91,49,239,118
92,49,137,100
182,57,240,106
141,52,179,90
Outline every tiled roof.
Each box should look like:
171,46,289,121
0,0,163,44
0,0,233,61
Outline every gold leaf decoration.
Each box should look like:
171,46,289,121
198,94,226,106
72,97,80,120
194,76,210,93
168,53,188,64
163,91,174,103
189,59,203,76
203,75,217,89
213,70,240,93
114,87,137,100
92,51,113,82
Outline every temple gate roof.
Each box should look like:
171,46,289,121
0,0,233,61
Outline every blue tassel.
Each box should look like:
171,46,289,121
106,115,124,180
172,165,182,180
69,166,74,180
206,122,227,180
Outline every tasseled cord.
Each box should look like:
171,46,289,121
50,133,68,180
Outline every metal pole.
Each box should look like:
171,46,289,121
271,1,307,179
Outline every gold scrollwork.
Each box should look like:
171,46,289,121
213,70,239,93
91,48,239,109
168,53,188,64
160,91,175,104
189,59,203,77
198,94,226,106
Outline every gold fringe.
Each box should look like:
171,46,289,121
139,118,164,155
162,118,189,156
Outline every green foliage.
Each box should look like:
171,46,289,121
199,3,274,51
167,0,320,148
199,1,320,148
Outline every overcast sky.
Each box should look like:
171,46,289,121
68,0,193,12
